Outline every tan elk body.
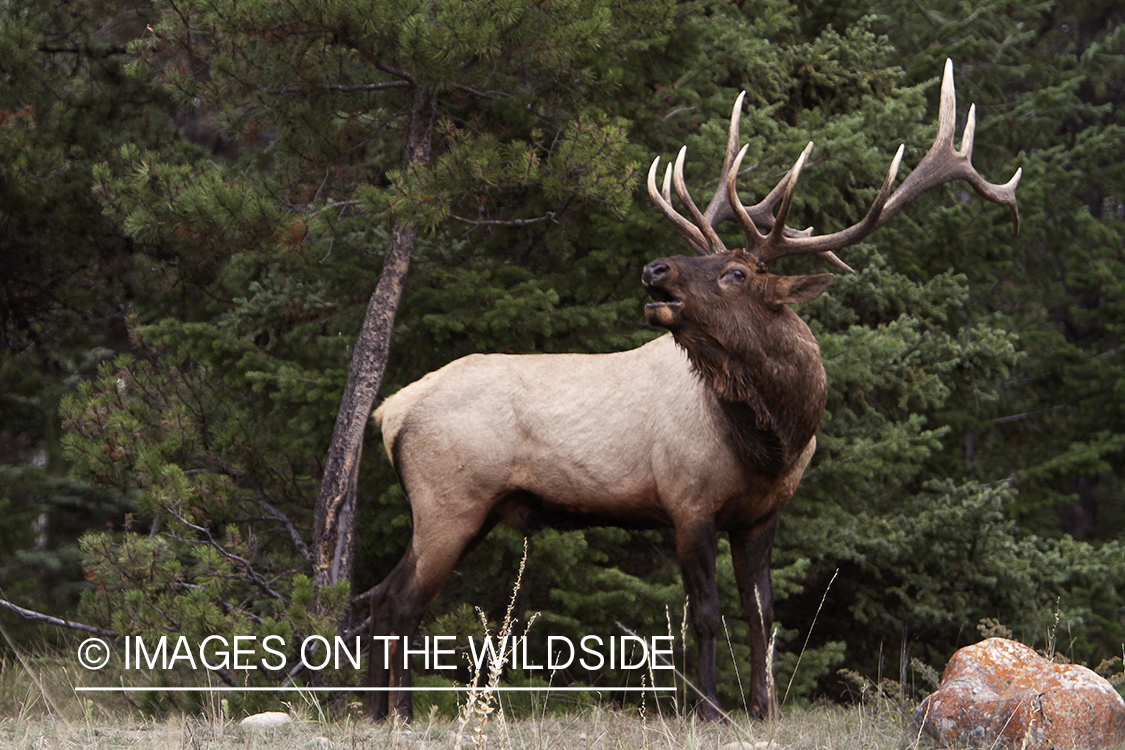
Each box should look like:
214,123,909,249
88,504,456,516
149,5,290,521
376,332,812,532
364,60,1020,721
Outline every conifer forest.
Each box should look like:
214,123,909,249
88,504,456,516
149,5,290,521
2,0,1124,716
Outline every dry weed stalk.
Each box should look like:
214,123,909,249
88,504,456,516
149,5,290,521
782,568,838,706
454,538,534,750
679,598,689,713
722,614,746,705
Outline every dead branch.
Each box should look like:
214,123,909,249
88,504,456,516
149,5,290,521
0,596,119,638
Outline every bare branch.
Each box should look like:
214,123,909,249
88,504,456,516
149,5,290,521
449,82,512,100
326,81,410,92
263,81,409,95
307,200,363,220
992,405,1067,425
351,584,375,604
373,61,413,83
0,596,119,638
343,614,372,641
448,211,557,227
161,500,286,601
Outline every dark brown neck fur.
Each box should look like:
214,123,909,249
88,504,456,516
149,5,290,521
672,308,826,476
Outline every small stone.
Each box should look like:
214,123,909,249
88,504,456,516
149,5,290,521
239,711,293,729
915,637,1125,749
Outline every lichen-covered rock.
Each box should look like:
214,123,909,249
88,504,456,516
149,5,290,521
915,637,1125,748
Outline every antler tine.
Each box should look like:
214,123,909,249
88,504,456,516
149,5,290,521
727,144,766,252
715,91,834,237
647,155,710,255
645,93,746,257
726,142,856,272
672,147,727,253
699,90,748,228
650,60,1020,264
767,141,814,245
651,90,817,257
961,104,976,158
770,143,903,265
720,94,818,240
661,161,674,205
880,58,1021,234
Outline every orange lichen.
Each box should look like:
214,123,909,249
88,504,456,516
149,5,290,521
916,638,1125,749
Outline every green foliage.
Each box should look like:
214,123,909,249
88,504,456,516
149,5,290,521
0,465,127,643
0,0,185,646
4,0,1125,716
60,326,350,708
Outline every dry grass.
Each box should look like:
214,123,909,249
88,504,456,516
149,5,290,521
7,656,1125,750
0,630,926,750
0,699,919,750
0,643,924,750
0,554,926,750
8,559,1122,749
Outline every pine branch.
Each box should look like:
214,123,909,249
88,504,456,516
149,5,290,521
308,200,363,219
326,81,411,92
992,405,1066,424
343,614,372,641
449,82,511,100
0,597,239,688
37,44,129,57
251,492,313,565
161,501,286,601
265,81,411,95
351,585,375,604
372,61,413,83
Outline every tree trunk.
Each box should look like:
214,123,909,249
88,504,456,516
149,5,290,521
312,85,438,608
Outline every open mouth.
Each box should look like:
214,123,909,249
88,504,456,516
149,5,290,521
646,286,679,304
644,288,683,327
645,285,683,306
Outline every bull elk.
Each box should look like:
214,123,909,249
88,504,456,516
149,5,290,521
364,60,1020,721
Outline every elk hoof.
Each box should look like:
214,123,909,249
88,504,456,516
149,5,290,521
746,702,780,721
694,700,727,722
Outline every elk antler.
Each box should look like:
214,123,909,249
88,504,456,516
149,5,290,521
648,91,826,259
649,59,1021,270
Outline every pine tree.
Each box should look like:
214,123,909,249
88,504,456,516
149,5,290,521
762,0,1125,698
0,0,183,641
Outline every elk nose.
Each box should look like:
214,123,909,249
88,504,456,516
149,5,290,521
642,260,670,287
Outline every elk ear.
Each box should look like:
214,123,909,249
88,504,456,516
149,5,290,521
771,273,835,305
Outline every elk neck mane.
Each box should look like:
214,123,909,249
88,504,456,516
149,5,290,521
669,301,827,478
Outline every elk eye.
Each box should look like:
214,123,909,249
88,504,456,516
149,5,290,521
720,267,747,285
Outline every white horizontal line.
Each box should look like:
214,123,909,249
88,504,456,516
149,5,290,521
76,686,675,693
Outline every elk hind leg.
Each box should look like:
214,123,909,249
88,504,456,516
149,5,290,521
366,512,496,721
365,547,429,721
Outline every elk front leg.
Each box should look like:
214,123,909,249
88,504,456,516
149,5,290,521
675,518,723,720
730,514,779,720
